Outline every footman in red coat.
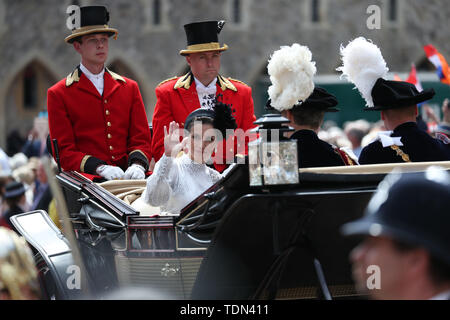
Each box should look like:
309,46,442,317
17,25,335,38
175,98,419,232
151,20,257,172
47,6,152,180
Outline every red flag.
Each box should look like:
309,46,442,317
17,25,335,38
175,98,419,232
405,63,423,91
424,44,450,85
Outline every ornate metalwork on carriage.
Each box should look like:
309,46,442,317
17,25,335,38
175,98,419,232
249,139,299,186
161,262,180,278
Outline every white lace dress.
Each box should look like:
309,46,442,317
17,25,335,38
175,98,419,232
142,154,223,215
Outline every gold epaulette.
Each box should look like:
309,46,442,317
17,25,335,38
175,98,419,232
106,68,126,83
217,75,237,92
157,76,178,88
228,77,249,87
65,68,80,87
174,73,192,90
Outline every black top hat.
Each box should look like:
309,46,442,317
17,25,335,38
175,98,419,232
65,6,118,43
366,78,435,111
179,20,228,55
4,181,26,199
341,168,450,267
293,87,339,112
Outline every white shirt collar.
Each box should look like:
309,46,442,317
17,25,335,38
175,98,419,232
80,62,105,79
372,130,404,148
80,62,105,95
194,77,217,91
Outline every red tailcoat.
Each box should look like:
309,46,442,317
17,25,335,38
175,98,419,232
151,73,257,169
47,67,152,174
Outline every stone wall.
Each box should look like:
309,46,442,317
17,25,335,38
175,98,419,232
0,0,449,148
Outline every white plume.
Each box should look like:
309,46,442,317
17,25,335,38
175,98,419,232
337,37,389,108
267,43,316,112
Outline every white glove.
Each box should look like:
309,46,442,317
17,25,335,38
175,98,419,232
123,163,146,180
96,165,125,180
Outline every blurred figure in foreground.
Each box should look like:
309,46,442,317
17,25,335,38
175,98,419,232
0,227,40,299
342,167,450,300
0,182,28,233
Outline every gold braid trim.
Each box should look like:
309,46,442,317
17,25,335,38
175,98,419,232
342,152,356,166
390,145,411,162
80,155,91,173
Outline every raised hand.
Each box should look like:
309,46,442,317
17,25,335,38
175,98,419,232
164,121,184,157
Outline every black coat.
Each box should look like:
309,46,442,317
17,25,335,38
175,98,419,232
359,122,450,164
290,130,346,168
2,204,24,234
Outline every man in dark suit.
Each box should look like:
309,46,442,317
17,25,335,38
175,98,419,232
279,87,356,168
342,168,450,300
358,79,450,164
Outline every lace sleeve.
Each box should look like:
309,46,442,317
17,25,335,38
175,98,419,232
142,154,176,207
207,163,237,183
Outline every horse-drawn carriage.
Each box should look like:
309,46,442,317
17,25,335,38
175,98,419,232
7,110,448,300
12,154,450,300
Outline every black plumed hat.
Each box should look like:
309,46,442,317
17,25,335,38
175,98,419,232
366,78,435,111
294,87,339,112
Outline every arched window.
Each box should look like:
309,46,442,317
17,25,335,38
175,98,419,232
226,0,250,30
9,61,55,112
23,65,38,109
383,0,402,27
232,0,241,24
0,0,7,37
152,0,161,25
143,0,169,31
388,0,398,22
311,0,320,23
5,60,57,140
302,0,327,28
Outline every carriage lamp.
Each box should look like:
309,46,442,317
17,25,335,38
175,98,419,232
249,114,299,186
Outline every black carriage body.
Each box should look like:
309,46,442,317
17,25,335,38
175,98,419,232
13,161,449,300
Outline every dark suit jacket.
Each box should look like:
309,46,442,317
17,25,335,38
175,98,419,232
1,204,24,234
359,122,450,164
290,130,346,168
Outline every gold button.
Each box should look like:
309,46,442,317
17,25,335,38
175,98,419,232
104,99,108,104
109,146,113,150
107,134,112,139
107,122,111,127
111,156,115,160
106,110,110,115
